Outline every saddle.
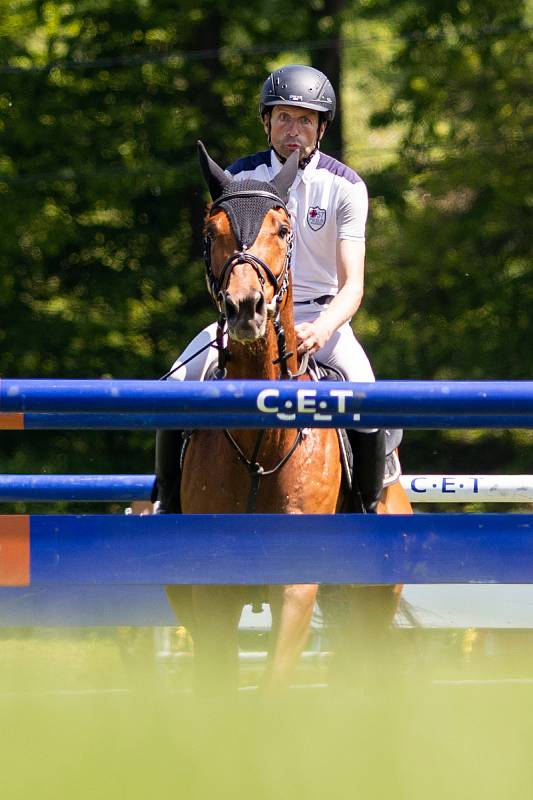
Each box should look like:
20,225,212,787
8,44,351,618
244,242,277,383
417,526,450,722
308,358,403,491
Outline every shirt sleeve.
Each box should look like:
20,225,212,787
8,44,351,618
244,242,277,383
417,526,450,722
336,180,368,241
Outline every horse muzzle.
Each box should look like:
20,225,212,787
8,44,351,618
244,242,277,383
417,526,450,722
220,289,267,342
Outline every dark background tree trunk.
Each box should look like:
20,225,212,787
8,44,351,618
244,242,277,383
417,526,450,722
310,0,346,160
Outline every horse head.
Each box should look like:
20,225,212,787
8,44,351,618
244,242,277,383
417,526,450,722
198,141,299,344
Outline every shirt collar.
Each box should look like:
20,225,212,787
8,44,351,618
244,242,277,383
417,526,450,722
270,149,284,174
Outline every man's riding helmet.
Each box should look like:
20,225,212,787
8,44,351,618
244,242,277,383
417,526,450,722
259,64,336,124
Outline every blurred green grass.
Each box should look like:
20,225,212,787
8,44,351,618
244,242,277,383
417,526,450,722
1,627,532,800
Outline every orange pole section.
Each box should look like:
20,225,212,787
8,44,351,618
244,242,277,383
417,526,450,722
0,413,25,430
0,516,30,586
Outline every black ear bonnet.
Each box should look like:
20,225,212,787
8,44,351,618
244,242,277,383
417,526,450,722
197,141,299,251
211,179,288,251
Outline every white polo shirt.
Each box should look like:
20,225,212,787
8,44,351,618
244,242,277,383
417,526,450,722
227,148,368,303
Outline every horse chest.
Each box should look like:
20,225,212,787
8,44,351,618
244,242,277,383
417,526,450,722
181,429,342,514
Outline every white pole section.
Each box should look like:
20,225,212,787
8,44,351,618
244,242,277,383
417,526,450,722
401,475,533,503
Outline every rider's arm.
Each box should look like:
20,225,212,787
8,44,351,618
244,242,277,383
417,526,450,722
295,177,368,356
295,240,365,355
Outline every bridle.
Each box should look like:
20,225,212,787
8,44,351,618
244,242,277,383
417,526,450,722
203,188,297,380
204,190,292,312
201,186,307,511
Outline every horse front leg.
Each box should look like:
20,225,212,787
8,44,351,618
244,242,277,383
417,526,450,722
325,478,413,691
324,583,403,691
165,585,195,634
190,585,247,696
261,583,318,692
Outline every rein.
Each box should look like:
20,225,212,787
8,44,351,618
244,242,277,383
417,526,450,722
224,428,305,513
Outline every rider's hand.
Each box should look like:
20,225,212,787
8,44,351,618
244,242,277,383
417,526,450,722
295,318,332,355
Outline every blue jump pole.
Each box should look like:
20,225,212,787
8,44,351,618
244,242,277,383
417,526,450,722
2,513,533,586
2,412,533,430
1,474,532,503
1,379,532,428
0,475,154,502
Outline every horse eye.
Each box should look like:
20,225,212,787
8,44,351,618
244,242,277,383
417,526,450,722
278,225,289,239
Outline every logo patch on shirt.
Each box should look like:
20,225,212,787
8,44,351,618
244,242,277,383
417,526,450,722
307,206,326,231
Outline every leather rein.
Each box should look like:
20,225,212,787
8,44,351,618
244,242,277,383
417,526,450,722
202,188,307,512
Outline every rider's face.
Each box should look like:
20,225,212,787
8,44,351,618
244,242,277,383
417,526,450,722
265,105,326,161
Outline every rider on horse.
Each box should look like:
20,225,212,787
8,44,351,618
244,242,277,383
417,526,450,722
154,64,386,515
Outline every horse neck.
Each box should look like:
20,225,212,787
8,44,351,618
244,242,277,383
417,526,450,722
225,300,298,454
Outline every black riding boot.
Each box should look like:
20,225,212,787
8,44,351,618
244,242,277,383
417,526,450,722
347,429,386,513
152,429,184,513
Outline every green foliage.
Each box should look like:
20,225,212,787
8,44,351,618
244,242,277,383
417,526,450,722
0,0,318,483
361,0,531,380
359,0,532,472
0,0,530,486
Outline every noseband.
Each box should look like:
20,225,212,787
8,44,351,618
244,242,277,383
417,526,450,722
203,188,296,379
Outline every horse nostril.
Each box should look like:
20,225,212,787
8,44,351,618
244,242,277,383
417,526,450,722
224,294,238,321
254,292,265,317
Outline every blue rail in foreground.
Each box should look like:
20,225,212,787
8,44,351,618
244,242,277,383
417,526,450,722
1,513,533,586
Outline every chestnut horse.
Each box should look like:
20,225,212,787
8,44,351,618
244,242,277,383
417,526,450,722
165,142,412,694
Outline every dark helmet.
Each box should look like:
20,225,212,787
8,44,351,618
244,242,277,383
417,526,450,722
259,64,336,122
